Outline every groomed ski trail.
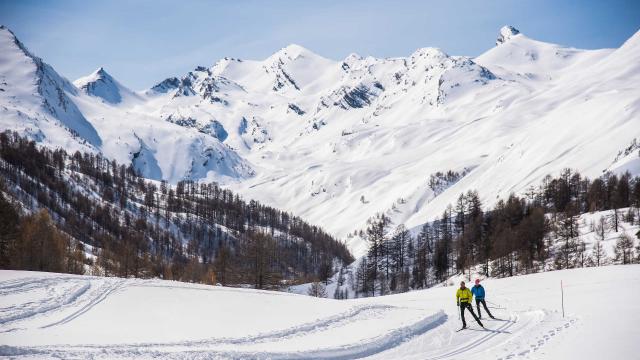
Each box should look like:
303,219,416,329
3,267,636,360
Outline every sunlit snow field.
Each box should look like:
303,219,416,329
1,265,638,359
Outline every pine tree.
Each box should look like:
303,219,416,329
412,223,431,288
594,216,607,242
0,190,20,268
66,240,86,275
241,231,277,289
454,194,467,237
576,239,587,267
617,172,631,208
434,210,452,281
14,210,66,272
592,241,606,266
379,236,392,294
587,178,607,211
354,257,369,296
557,203,580,269
614,233,634,264
390,224,411,292
214,241,232,285
611,208,620,233
632,179,640,210
365,213,389,296
308,281,327,298
333,284,341,299
336,266,345,287
518,206,547,271
391,224,410,272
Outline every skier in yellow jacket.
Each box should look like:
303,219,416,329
456,281,484,329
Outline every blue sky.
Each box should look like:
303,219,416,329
1,0,639,90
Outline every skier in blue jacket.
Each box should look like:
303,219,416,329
471,279,495,319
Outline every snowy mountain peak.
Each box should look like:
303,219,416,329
148,77,180,94
74,67,137,104
210,57,241,76
0,25,12,38
344,53,362,62
410,47,448,60
271,43,315,60
0,24,36,61
0,25,102,149
0,24,15,38
341,53,363,71
85,67,116,85
259,43,334,93
496,25,521,45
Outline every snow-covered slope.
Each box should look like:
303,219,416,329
0,25,101,152
477,25,613,80
291,207,640,300
1,265,639,359
1,24,639,254
0,25,252,183
138,25,640,254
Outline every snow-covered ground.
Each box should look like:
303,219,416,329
1,265,638,359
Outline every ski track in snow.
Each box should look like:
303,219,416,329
0,277,93,327
365,308,574,360
0,273,579,359
39,278,125,329
424,315,520,360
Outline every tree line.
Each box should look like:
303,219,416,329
0,131,353,288
354,169,640,297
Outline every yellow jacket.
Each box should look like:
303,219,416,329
456,287,473,304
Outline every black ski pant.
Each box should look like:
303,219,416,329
459,302,483,328
475,298,493,319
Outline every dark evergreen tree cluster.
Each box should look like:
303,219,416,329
354,168,640,297
0,131,353,288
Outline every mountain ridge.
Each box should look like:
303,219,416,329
1,24,638,254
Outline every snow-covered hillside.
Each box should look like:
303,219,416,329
0,26,252,184
290,207,640,300
1,24,639,254
0,25,101,152
1,265,638,359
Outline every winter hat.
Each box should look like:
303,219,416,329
475,279,480,285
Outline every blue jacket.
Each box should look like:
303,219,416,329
471,284,485,299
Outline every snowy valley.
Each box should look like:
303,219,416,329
0,24,638,257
